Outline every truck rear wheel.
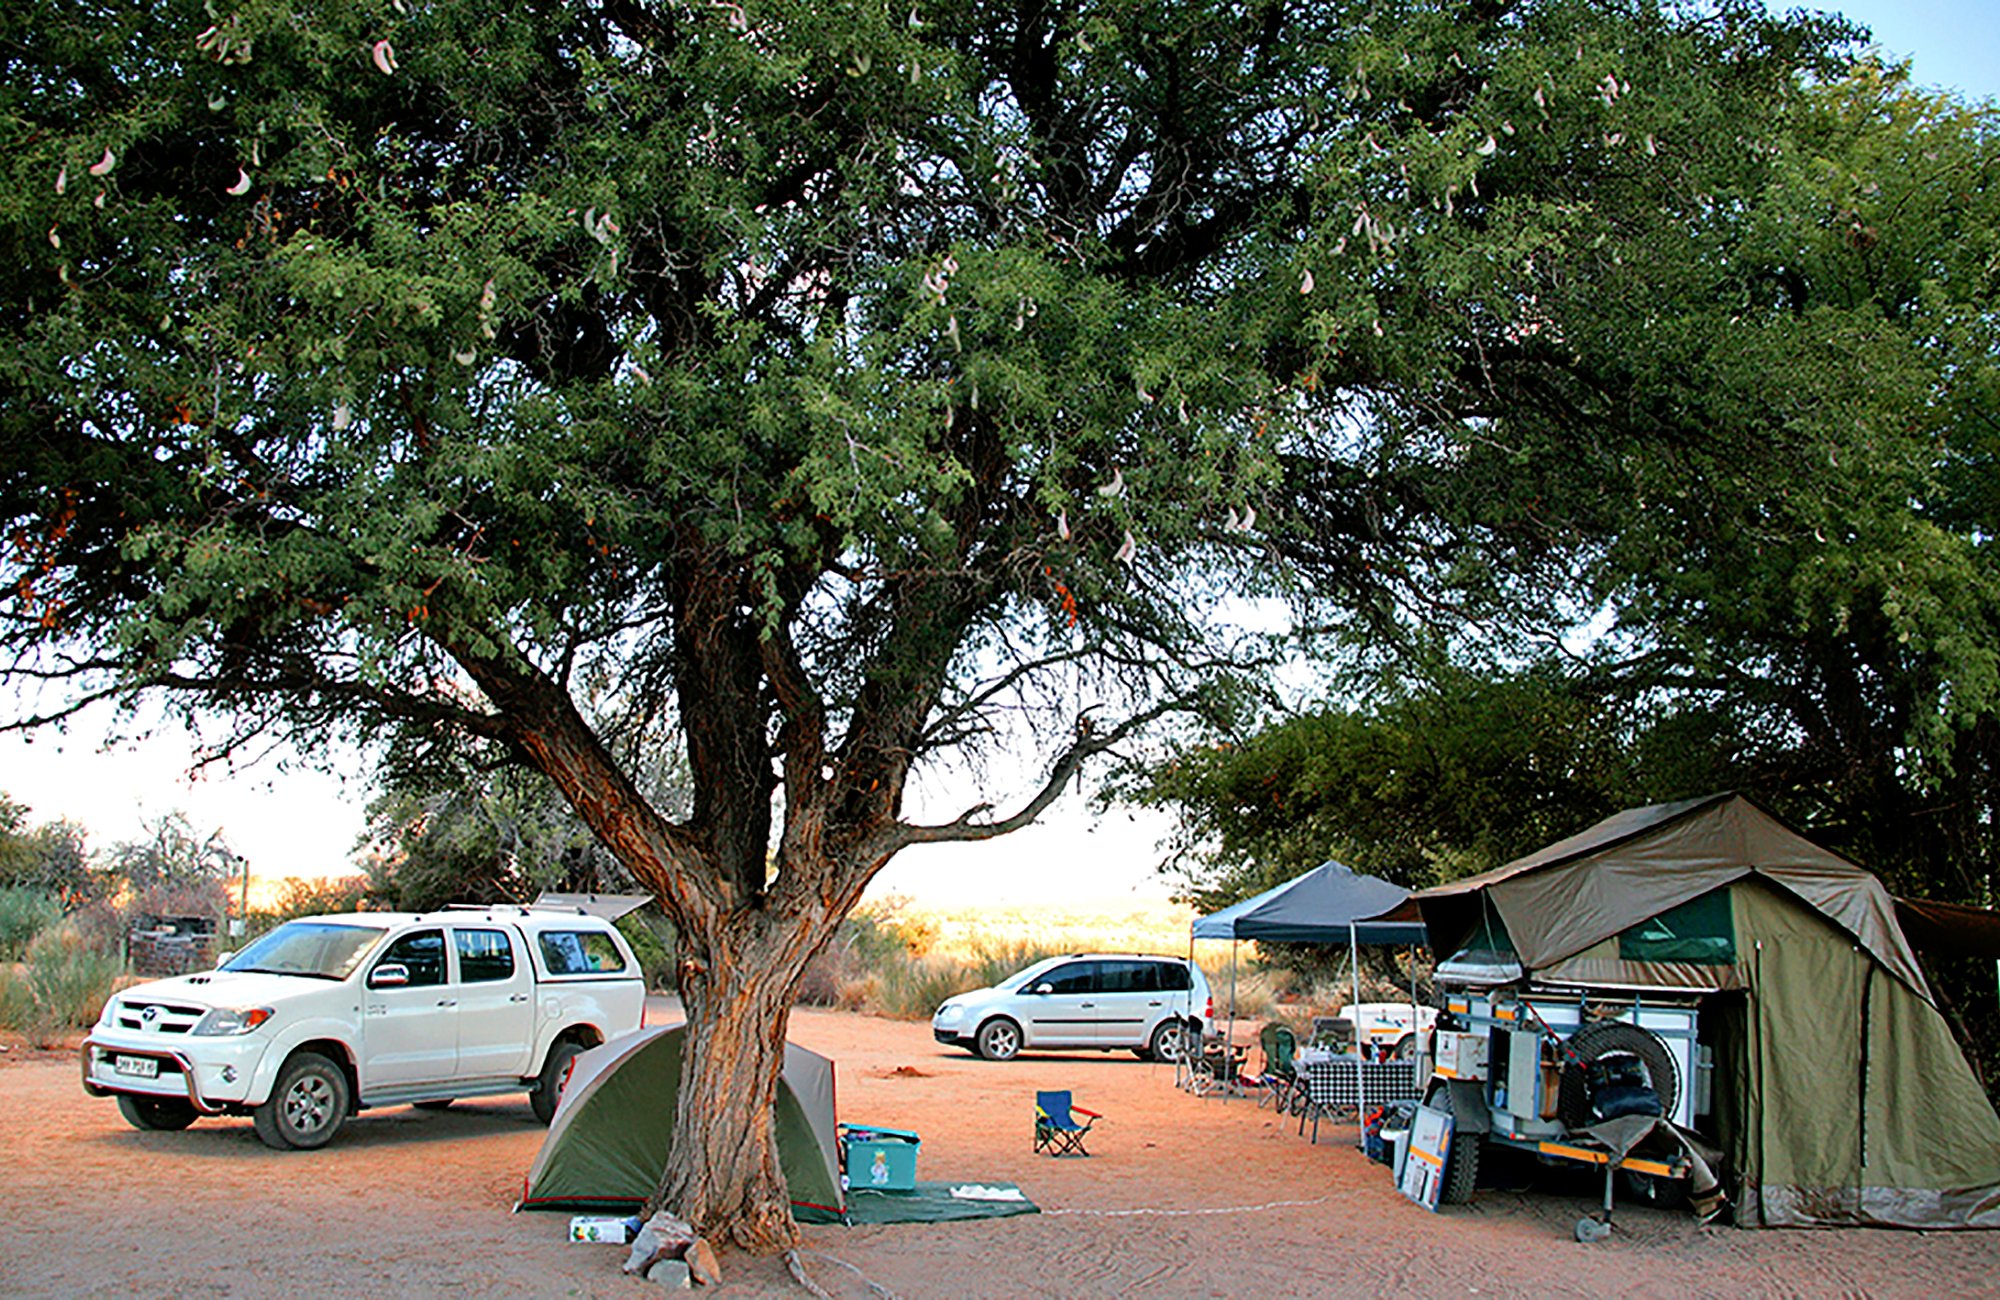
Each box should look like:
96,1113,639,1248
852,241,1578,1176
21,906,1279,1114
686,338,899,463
1429,1086,1482,1205
531,1041,584,1124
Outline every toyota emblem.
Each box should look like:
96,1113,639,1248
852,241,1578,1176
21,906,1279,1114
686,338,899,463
141,1005,159,1024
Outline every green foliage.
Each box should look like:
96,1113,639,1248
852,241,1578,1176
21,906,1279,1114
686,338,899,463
0,800,106,910
106,813,237,892
0,887,63,960
616,911,679,992
0,964,37,1036
23,925,125,1030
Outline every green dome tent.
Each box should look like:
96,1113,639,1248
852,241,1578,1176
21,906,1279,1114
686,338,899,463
519,1024,845,1224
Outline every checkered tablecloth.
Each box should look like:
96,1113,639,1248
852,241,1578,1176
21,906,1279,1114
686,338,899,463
1300,1057,1420,1112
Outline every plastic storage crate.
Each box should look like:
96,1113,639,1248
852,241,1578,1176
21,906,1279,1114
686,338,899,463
840,1124,920,1191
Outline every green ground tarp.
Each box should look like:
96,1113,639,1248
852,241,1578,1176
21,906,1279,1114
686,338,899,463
801,1182,1040,1226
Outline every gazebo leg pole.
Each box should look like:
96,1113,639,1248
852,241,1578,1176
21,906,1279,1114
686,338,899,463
1227,940,1239,1101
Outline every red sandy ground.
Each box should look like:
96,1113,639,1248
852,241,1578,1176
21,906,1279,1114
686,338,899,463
1,1004,1989,1298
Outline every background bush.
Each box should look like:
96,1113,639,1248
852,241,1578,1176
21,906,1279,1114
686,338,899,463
24,926,125,1032
0,887,62,960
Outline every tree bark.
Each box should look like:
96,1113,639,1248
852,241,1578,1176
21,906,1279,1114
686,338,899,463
654,906,837,1252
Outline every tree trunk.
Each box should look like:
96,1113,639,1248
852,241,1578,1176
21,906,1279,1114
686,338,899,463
651,912,831,1252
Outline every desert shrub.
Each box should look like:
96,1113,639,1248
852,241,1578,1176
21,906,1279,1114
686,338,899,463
798,906,930,1008
616,912,679,992
25,925,125,1029
0,964,35,1033
0,887,62,960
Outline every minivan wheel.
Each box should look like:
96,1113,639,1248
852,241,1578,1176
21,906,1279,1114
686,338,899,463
975,1018,1022,1061
253,1051,349,1150
1148,1018,1191,1065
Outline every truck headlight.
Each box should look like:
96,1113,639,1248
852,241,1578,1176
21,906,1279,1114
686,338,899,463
192,1007,274,1036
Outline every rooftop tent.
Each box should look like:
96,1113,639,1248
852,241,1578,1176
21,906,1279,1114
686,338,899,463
1190,860,1425,944
520,1024,844,1224
1411,793,2000,1230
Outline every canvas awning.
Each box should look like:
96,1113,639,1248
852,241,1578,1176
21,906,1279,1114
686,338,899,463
1413,793,1931,1000
1191,860,1424,944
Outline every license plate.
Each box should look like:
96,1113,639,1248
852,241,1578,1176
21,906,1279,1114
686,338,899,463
114,1054,160,1079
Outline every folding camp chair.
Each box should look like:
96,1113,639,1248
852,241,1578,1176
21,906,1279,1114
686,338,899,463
1257,1024,1301,1113
1034,1090,1101,1157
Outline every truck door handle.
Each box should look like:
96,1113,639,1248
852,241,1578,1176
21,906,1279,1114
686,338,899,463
509,994,529,1003
436,999,457,1008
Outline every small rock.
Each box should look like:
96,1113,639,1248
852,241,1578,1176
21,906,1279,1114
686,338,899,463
646,1259,691,1289
685,1237,721,1286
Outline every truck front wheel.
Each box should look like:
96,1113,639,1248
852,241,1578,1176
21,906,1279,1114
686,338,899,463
253,1051,349,1150
531,1041,584,1124
117,1094,198,1131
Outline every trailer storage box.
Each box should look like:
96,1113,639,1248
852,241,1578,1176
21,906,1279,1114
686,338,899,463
1434,1030,1488,1080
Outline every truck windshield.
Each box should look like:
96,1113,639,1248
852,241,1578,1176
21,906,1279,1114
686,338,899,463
222,922,387,980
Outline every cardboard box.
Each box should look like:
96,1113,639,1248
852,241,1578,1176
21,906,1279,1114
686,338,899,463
841,1124,920,1191
567,1216,633,1243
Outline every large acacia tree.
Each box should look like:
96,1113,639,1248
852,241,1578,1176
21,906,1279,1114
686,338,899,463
2,0,1853,1246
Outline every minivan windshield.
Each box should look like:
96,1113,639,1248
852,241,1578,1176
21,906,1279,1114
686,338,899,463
221,922,388,980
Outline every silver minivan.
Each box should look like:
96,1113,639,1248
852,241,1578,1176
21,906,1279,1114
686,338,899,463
930,953,1211,1063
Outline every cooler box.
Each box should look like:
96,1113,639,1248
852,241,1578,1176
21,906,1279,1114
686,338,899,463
840,1124,920,1191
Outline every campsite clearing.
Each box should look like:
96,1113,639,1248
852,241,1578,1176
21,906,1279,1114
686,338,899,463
1,1000,1990,1298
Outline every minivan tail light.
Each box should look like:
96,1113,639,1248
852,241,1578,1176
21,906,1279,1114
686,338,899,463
1204,995,1214,1022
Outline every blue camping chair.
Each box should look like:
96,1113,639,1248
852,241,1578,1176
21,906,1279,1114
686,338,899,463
1034,1090,1101,1157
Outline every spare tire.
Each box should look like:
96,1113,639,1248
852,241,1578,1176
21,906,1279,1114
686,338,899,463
1557,1021,1680,1130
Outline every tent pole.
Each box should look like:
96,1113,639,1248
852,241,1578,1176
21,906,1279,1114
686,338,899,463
1181,925,1195,1091
1350,922,1362,1062
1409,941,1421,1071
1227,940,1239,1101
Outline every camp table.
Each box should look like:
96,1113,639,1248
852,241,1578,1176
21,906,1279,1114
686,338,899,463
1296,1056,1421,1142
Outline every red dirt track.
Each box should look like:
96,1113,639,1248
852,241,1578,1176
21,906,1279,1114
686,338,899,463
1,1004,1988,1297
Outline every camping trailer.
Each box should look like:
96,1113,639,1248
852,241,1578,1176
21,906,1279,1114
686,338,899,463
1409,793,2000,1232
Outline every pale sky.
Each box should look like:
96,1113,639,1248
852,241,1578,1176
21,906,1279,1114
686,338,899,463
1,1,1990,904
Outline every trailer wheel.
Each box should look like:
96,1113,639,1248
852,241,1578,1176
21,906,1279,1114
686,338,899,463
1557,1022,1680,1129
1618,1168,1687,1209
1430,1086,1482,1205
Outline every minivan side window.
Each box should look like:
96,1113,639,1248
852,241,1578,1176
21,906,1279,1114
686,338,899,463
1097,960,1160,993
538,929,628,976
454,928,515,983
377,929,446,986
1037,961,1099,994
1156,962,1192,992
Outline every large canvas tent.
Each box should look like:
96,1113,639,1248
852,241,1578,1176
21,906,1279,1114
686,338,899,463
1413,793,2000,1230
519,1024,845,1223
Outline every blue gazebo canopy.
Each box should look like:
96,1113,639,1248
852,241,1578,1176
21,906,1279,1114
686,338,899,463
1191,860,1426,945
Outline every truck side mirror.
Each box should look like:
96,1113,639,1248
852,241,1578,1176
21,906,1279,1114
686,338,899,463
214,951,235,968
369,963,410,989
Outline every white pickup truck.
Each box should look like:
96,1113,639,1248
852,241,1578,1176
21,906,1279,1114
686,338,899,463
81,905,647,1149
